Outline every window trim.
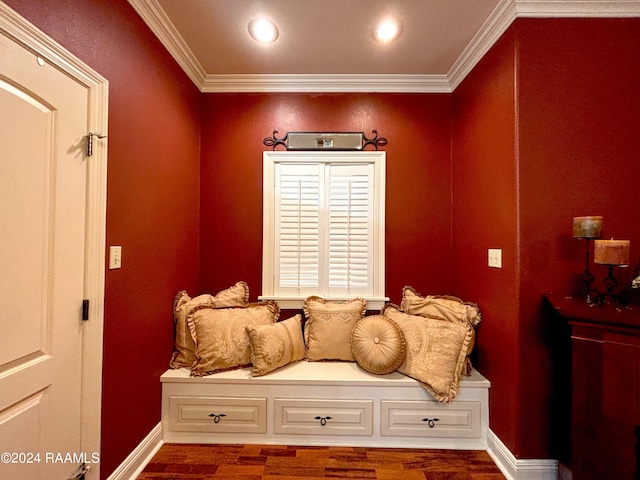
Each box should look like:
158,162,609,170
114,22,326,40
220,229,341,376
260,150,387,310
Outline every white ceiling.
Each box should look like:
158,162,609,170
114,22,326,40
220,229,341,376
155,0,501,75
129,0,640,92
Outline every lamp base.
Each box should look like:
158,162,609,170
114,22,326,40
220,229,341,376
576,287,600,305
576,238,597,304
595,292,628,309
594,264,629,310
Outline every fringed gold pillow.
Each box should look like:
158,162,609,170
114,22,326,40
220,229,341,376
350,315,405,375
400,286,480,374
169,282,249,368
188,301,280,376
303,296,367,361
246,314,305,377
381,304,474,402
170,281,250,369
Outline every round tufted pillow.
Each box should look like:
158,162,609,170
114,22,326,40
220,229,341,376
350,315,406,375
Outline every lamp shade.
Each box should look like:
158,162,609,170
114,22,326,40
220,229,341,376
594,239,630,266
573,216,603,238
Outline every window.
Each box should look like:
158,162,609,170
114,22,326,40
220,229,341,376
260,151,387,309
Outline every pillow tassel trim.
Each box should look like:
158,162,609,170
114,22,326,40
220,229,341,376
234,281,250,305
169,290,191,369
190,363,252,377
173,290,189,314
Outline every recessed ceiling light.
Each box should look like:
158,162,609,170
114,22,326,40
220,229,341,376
248,18,279,43
374,20,400,43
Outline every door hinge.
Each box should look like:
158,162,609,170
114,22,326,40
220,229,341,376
68,462,88,480
82,299,90,321
86,132,106,157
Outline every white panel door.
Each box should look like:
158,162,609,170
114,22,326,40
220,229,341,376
0,31,88,480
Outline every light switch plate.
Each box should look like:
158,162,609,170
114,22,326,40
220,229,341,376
488,248,502,268
109,246,122,269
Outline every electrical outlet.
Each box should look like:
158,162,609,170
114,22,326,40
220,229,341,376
109,246,122,269
488,248,502,268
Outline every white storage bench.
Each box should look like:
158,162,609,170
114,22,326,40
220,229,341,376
161,361,490,450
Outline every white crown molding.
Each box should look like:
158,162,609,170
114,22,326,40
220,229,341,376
130,0,640,93
515,0,640,17
127,0,207,89
201,74,451,93
447,0,518,91
448,0,640,90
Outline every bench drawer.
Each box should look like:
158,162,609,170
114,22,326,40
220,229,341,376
168,396,267,434
274,398,373,436
381,400,481,438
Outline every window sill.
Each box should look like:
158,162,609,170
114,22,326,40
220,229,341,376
258,296,389,311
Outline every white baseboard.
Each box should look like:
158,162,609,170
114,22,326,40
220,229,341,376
106,422,164,480
106,423,563,480
487,429,559,480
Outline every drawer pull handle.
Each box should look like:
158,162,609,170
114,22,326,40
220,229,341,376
315,416,332,426
208,413,227,423
422,417,440,428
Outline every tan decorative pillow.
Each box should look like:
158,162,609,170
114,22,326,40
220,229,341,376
350,315,405,375
400,286,482,327
246,314,305,377
188,301,280,376
382,304,474,402
303,296,367,361
400,286,480,374
170,281,250,369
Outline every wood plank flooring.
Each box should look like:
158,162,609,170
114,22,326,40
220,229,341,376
137,444,507,480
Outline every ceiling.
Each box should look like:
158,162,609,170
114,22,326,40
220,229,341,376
129,0,640,92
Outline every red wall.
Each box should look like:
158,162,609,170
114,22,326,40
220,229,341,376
3,1,202,478
517,18,640,459
451,30,520,454
199,93,454,304
6,0,640,472
452,18,640,461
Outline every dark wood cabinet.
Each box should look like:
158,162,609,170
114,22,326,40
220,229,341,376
546,294,640,480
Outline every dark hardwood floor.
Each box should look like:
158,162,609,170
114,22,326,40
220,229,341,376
137,443,507,479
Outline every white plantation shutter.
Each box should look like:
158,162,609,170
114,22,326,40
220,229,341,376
275,163,320,294
262,151,386,309
327,164,374,296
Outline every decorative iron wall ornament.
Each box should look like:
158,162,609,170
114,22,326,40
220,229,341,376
263,130,387,151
